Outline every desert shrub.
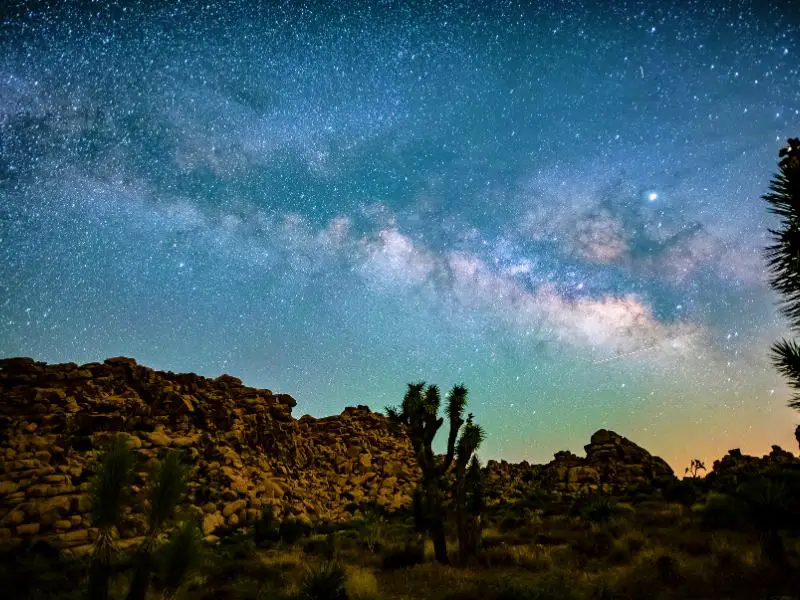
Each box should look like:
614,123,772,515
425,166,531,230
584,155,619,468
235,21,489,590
344,566,380,600
298,561,347,600
675,531,711,557
654,553,681,586
661,478,703,507
577,494,618,525
498,513,527,533
254,505,281,546
303,535,336,559
360,510,385,552
492,570,582,600
696,492,748,530
0,549,87,600
279,516,313,545
380,539,425,570
710,535,739,569
481,543,553,571
608,540,632,565
571,528,615,560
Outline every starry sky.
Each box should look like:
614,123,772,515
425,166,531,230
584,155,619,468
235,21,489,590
2,0,799,472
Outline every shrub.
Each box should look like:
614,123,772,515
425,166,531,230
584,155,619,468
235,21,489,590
298,561,347,600
254,505,281,546
571,529,615,560
344,566,380,600
578,495,617,525
279,516,313,545
697,492,748,530
481,543,553,571
498,513,526,533
381,539,425,570
492,571,582,600
360,510,385,552
709,534,737,569
661,479,703,507
654,554,681,586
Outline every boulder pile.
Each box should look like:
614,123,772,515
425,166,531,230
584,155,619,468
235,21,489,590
0,356,678,554
485,429,675,504
0,357,420,552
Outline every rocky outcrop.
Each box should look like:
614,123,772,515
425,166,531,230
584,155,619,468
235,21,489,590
0,357,420,553
485,429,675,504
0,356,681,554
705,445,800,491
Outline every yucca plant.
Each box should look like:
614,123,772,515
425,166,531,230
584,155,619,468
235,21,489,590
298,560,348,600
126,450,190,600
156,520,203,599
764,138,800,411
87,434,136,600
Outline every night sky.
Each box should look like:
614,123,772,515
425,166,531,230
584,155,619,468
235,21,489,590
2,1,799,471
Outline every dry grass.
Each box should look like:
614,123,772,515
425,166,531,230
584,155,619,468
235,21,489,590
344,565,380,600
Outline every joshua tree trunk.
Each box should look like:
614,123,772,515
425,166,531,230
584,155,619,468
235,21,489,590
426,478,449,564
455,461,468,565
87,530,114,600
125,539,155,600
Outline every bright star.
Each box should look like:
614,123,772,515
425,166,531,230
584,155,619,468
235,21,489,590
648,192,658,201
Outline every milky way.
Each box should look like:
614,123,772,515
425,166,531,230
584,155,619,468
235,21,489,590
2,1,799,470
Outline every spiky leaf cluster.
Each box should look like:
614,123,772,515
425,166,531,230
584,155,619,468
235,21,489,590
764,138,800,410
90,434,135,529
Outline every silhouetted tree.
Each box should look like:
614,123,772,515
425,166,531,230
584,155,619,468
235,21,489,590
684,458,706,478
764,137,800,412
386,383,484,564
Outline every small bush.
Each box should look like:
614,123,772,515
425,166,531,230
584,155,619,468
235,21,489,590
279,516,313,545
254,505,281,546
492,571,582,600
571,529,615,560
578,495,618,525
344,566,380,600
360,511,385,552
381,540,425,570
298,561,347,600
662,479,703,507
697,493,748,530
654,553,680,586
482,543,553,571
709,534,738,569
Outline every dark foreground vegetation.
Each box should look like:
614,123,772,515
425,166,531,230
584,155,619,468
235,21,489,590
4,470,800,600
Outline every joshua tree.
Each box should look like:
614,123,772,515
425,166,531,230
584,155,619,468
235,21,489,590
684,458,706,478
386,383,485,564
88,434,136,600
126,450,190,600
763,137,800,415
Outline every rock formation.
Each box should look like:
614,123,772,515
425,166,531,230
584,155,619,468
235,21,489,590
705,445,800,491
0,357,420,553
485,429,675,504
0,356,677,554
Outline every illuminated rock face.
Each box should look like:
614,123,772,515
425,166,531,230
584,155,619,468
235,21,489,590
0,356,680,553
484,431,676,505
0,357,420,552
